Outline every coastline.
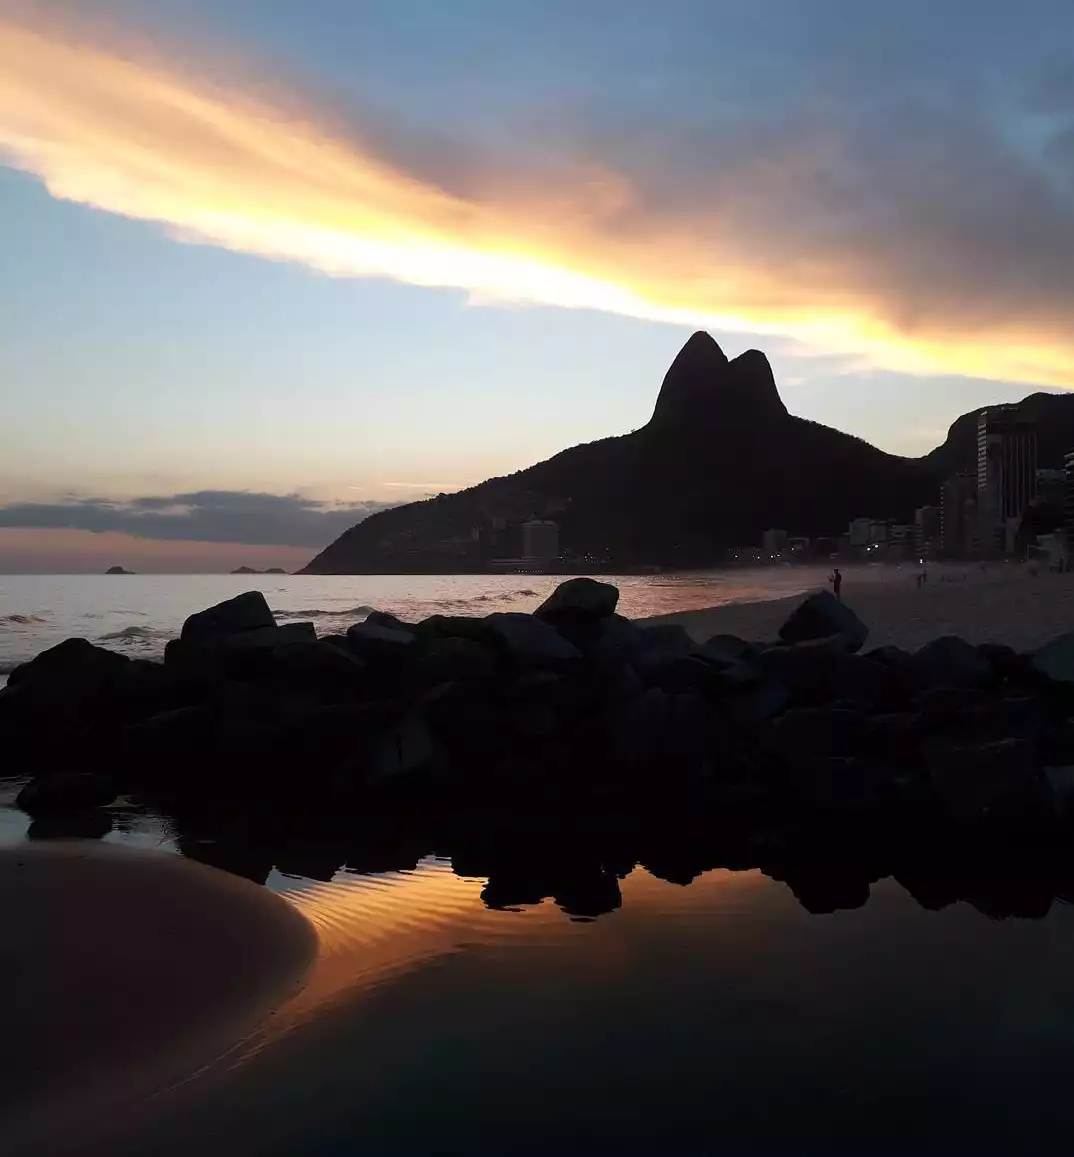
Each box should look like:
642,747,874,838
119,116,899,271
639,567,1067,652
2,842,316,1157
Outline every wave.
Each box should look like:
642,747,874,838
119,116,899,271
98,625,166,642
274,605,377,620
0,614,48,625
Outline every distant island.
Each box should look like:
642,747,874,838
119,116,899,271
105,566,134,575
302,331,1074,575
230,567,288,575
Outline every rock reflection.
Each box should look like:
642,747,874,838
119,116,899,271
96,800,1074,923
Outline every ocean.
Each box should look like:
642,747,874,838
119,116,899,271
6,564,1074,1154
0,567,856,678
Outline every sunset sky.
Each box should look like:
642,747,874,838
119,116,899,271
2,0,1074,570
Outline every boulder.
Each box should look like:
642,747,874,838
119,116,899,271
606,686,671,767
484,613,582,668
179,591,275,643
789,755,890,813
585,615,648,664
346,620,417,662
364,610,414,633
411,636,498,688
224,622,317,651
1031,632,1074,687
369,714,437,784
764,707,869,760
17,772,117,815
727,677,792,727
28,810,114,841
535,577,619,623
412,615,491,645
924,738,1049,825
1045,765,1074,819
7,636,130,691
908,636,992,690
699,634,754,668
778,591,868,653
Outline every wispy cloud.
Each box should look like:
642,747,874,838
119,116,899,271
0,490,394,547
2,7,1074,386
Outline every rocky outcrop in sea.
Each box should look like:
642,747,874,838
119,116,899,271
5,578,1074,914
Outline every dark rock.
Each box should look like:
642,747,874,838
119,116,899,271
764,707,869,759
977,643,1022,682
757,641,837,703
275,639,369,698
7,636,130,691
485,613,582,668
788,756,891,813
535,577,619,623
17,772,117,815
369,713,437,784
412,615,492,645
861,712,927,760
1040,720,1074,765
585,614,648,664
105,565,133,575
364,610,415,633
179,590,275,643
606,686,672,766
778,591,868,653
699,634,754,667
865,645,913,668
908,636,992,690
1031,633,1074,687
830,653,897,711
28,809,114,841
642,655,722,695
924,738,1050,825
728,678,792,726
1046,766,1074,819
411,636,498,688
225,622,316,651
346,620,417,662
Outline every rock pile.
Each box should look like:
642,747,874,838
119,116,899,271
4,579,1074,845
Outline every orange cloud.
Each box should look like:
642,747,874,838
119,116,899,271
2,10,1073,387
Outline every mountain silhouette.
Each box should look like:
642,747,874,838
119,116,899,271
303,333,1063,573
925,391,1074,478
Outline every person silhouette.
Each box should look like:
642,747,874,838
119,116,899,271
829,568,843,600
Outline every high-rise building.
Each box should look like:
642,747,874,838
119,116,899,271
762,528,788,558
521,519,559,563
1064,451,1074,553
940,474,975,557
977,407,1037,554
914,505,941,557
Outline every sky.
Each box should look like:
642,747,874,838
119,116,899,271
2,0,1074,571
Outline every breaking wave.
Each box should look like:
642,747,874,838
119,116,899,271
275,605,377,620
98,625,167,642
0,614,48,625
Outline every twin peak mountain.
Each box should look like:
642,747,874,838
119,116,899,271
304,332,1074,573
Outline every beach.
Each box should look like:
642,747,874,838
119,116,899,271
1,843,317,1157
644,566,1066,652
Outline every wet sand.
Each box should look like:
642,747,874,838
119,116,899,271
1,842,317,1157
641,567,1070,652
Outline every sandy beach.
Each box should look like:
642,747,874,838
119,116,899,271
642,566,1072,653
1,842,317,1157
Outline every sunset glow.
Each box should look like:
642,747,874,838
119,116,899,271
2,12,1072,388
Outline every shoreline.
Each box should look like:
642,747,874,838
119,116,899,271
2,842,316,1157
639,567,1068,652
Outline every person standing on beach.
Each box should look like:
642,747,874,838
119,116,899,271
829,568,843,600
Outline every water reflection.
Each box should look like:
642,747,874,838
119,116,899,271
12,793,1074,924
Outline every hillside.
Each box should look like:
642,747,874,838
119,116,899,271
303,333,943,573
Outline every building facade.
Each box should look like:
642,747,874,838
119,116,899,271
976,407,1037,555
520,519,560,563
